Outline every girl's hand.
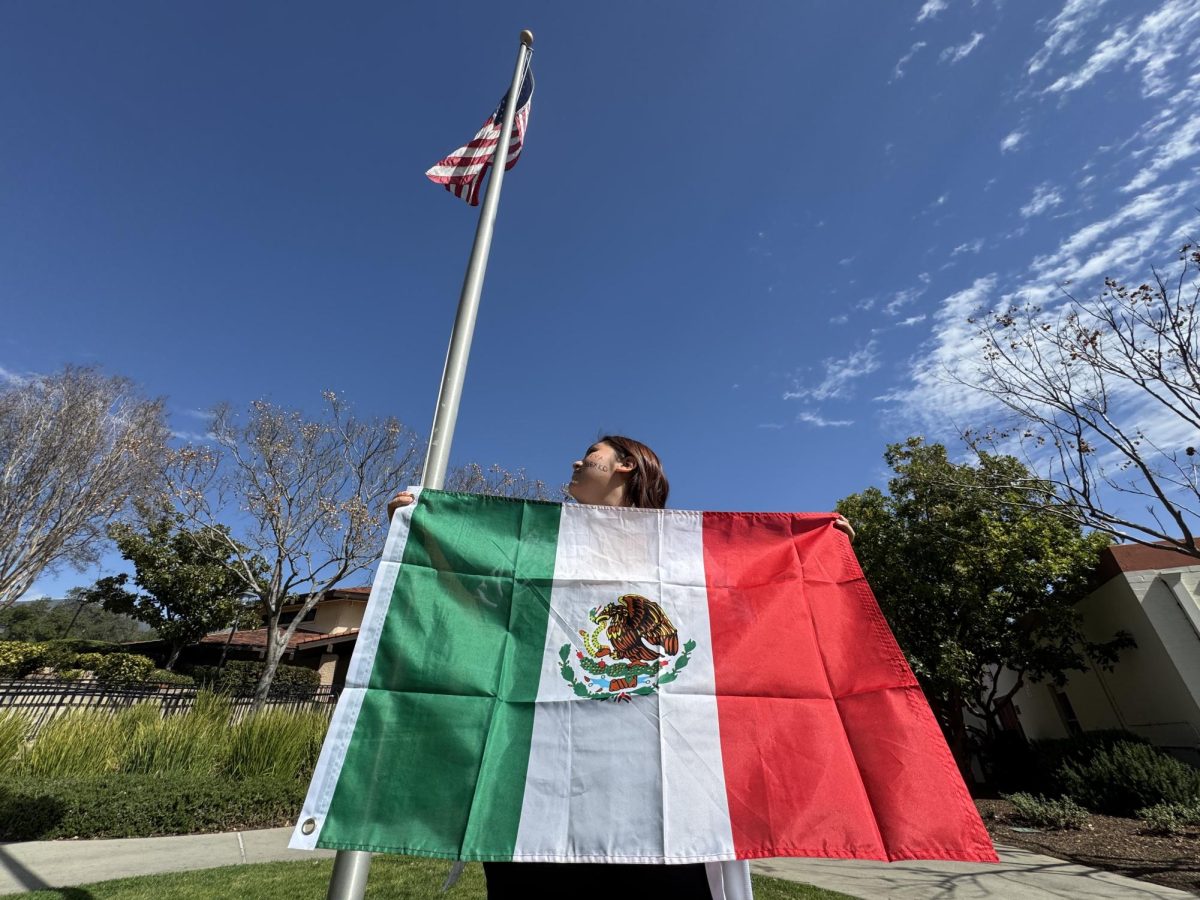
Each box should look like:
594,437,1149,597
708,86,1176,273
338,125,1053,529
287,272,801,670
387,491,416,520
833,514,855,542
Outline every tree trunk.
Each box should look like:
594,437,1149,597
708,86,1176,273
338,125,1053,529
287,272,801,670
62,598,88,638
218,623,238,668
165,643,182,671
251,632,286,712
934,688,975,786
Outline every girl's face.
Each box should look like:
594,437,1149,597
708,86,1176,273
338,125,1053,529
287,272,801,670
568,441,631,506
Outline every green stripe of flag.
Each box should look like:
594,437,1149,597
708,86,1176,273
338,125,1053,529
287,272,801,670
319,492,561,857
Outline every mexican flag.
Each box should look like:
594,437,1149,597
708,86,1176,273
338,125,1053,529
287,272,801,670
291,489,996,864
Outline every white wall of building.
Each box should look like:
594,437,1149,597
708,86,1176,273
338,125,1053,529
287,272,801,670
1009,565,1200,758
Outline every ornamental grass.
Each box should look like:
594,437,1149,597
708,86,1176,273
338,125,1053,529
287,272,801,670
0,709,30,766
12,692,330,780
224,708,328,780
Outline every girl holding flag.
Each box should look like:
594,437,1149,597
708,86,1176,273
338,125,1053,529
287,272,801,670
388,434,854,899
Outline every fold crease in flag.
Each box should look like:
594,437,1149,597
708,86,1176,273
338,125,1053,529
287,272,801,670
291,490,997,864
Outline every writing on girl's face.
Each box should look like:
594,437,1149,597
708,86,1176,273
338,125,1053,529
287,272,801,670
572,444,614,478
569,443,625,504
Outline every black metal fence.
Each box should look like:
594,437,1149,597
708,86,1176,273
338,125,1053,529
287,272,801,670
0,679,341,735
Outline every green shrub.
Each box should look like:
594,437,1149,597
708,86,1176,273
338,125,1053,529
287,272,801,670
0,641,44,679
1003,792,1088,829
56,668,85,682
39,639,125,656
75,652,107,673
191,660,320,697
1059,740,1200,816
1024,729,1149,796
150,669,194,685
1136,801,1200,835
0,773,307,841
92,653,156,684
36,644,79,671
225,708,328,779
0,709,30,766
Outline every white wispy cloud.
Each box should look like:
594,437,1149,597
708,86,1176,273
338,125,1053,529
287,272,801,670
898,314,928,326
940,32,985,64
829,313,850,325
917,0,949,23
1041,0,1200,98
889,14,1200,453
1122,108,1200,193
784,341,881,402
1000,129,1026,153
885,285,927,315
886,275,999,425
892,41,928,82
890,180,1199,433
170,429,213,443
1020,182,1064,218
1027,0,1109,76
797,411,855,428
1027,181,1196,289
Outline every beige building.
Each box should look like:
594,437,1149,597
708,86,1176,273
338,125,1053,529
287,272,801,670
1007,543,1200,764
195,587,370,687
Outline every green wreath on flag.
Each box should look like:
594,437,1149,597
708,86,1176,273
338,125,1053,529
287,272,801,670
558,638,696,702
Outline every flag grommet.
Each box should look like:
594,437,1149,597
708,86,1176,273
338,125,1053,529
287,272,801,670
301,818,316,835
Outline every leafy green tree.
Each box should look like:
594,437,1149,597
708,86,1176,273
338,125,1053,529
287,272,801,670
0,591,149,643
837,438,1132,774
82,514,259,669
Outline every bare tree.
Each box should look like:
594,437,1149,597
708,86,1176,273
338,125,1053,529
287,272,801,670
168,392,422,706
964,243,1200,557
0,366,168,608
444,462,555,499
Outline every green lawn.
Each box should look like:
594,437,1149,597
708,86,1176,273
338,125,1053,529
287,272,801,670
10,857,856,899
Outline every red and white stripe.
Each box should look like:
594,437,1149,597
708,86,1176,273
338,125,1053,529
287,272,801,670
425,82,531,206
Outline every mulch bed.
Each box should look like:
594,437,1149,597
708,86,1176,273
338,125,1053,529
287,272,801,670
976,799,1200,896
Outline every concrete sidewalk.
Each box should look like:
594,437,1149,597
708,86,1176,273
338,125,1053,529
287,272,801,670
753,847,1194,899
0,827,1192,898
0,827,333,895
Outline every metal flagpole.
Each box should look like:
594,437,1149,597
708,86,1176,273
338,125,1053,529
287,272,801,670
420,29,534,491
324,28,534,900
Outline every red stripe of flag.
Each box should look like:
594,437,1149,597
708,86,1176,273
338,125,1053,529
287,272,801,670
702,511,998,862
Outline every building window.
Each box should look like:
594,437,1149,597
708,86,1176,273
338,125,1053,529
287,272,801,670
1050,686,1082,736
279,607,317,626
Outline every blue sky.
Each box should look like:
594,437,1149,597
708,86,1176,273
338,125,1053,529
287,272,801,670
5,1,1199,597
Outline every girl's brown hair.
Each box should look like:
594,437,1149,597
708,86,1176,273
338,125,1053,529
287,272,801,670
600,435,669,510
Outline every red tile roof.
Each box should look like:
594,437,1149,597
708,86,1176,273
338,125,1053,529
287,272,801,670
1097,541,1200,583
200,627,359,652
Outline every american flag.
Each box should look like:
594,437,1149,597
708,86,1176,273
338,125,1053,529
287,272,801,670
425,65,533,206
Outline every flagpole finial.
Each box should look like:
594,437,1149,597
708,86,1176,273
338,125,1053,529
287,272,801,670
520,29,534,47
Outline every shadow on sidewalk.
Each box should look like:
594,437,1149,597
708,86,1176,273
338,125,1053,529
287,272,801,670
0,845,95,898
